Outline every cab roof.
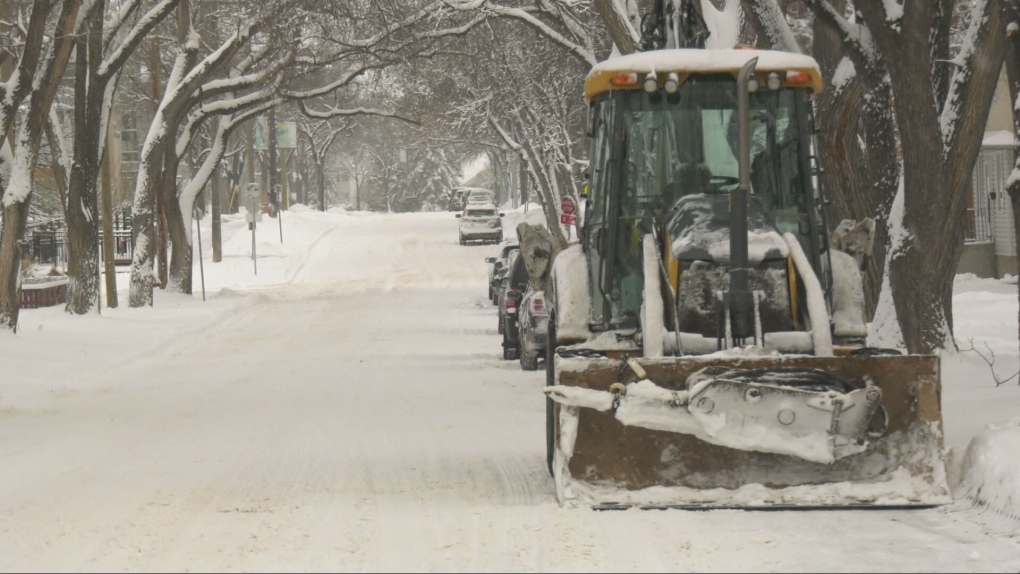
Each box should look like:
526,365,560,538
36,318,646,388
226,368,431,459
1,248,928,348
585,48,823,101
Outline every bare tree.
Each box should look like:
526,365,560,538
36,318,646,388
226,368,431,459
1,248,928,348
62,0,181,314
298,117,348,211
0,0,82,331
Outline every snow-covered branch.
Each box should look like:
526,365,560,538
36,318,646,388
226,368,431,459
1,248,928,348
742,0,802,52
939,0,995,156
97,0,180,79
802,0,880,68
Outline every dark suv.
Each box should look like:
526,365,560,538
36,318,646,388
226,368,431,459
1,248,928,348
485,241,519,303
499,250,530,360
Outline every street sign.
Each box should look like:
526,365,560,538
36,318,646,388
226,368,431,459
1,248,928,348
244,184,262,223
254,118,297,150
560,213,577,226
561,195,577,215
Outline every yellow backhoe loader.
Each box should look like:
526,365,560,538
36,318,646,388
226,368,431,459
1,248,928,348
538,3,949,509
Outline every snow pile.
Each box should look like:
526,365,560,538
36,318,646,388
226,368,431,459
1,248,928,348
952,419,1020,534
548,244,592,342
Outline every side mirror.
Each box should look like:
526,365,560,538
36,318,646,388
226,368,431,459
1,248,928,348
485,257,496,264
455,213,462,218
499,212,505,217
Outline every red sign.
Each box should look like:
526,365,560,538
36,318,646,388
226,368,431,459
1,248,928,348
560,196,577,215
560,214,578,226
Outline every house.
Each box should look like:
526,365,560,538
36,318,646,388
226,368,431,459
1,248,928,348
959,67,1017,278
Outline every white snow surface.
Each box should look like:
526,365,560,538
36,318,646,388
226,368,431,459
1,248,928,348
0,209,1019,570
953,418,1020,534
983,130,1016,147
588,49,820,90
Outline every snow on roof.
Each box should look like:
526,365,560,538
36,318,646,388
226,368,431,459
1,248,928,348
983,130,1016,147
586,49,823,100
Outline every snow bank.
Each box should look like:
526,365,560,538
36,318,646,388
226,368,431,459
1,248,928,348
951,419,1020,534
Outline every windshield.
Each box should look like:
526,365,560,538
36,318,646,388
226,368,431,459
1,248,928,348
585,76,814,329
615,76,805,219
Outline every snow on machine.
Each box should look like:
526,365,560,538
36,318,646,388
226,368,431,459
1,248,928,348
536,2,950,509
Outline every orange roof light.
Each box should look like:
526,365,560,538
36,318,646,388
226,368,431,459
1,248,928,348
610,72,639,86
786,71,812,84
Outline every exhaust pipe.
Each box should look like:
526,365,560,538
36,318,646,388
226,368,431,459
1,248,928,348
728,57,758,340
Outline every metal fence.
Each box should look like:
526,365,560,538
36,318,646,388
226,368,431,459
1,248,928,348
25,214,134,269
25,229,68,269
962,151,1003,243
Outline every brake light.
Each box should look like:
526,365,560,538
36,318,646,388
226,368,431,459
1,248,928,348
506,292,519,310
531,295,544,314
786,70,812,85
610,72,638,86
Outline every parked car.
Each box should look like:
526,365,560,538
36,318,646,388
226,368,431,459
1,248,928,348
463,188,496,209
485,240,519,303
499,251,530,360
516,284,549,371
448,189,466,211
494,249,518,335
456,204,504,245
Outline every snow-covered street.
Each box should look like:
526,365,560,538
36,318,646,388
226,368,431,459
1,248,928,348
1,209,1019,572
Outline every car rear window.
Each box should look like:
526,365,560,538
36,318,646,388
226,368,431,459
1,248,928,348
466,209,495,217
510,254,529,288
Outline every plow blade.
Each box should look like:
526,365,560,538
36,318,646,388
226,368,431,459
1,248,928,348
546,354,950,509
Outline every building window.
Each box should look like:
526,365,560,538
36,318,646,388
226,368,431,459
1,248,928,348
121,112,138,162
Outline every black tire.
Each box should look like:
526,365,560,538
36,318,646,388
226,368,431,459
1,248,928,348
502,323,518,360
459,235,466,245
545,312,557,477
497,313,504,334
488,285,493,300
520,349,538,371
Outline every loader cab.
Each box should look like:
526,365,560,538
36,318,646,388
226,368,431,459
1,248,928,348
581,50,831,334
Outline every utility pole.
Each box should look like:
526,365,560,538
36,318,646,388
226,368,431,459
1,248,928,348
268,107,278,215
519,155,528,212
211,164,222,262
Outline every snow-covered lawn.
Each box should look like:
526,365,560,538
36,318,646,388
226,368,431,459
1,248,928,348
0,207,1018,571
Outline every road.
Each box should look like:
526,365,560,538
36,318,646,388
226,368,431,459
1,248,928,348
0,212,1017,572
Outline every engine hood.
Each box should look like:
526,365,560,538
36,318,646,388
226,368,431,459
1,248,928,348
667,194,789,264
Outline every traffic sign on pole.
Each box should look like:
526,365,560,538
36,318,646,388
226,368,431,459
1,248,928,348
560,195,577,215
560,213,577,226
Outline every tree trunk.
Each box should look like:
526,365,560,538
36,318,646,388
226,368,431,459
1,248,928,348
65,0,104,315
593,0,638,54
317,163,326,211
0,0,81,330
129,131,164,307
810,2,884,318
863,0,1006,353
0,201,30,330
163,139,191,294
212,165,222,262
1004,2,1020,345
101,144,117,307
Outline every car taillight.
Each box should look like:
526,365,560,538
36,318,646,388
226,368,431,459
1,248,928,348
506,292,519,309
531,295,544,314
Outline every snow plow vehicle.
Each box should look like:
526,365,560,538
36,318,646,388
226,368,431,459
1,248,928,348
539,11,950,510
